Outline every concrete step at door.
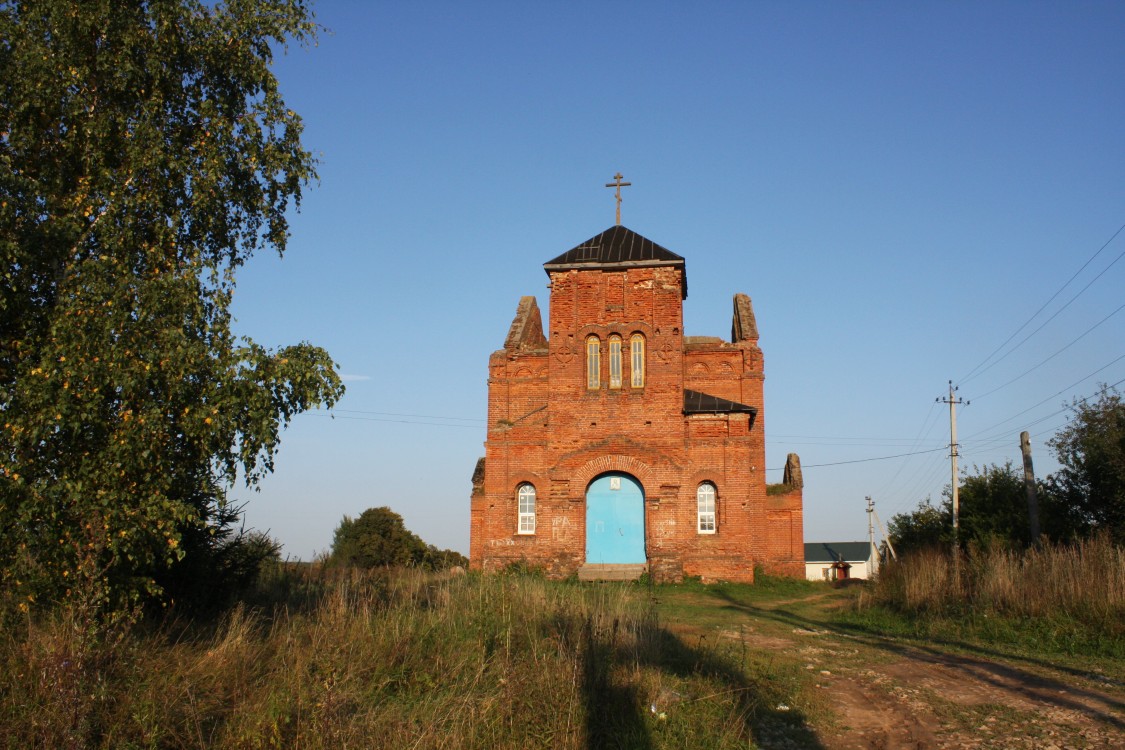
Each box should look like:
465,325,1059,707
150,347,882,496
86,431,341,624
577,563,647,581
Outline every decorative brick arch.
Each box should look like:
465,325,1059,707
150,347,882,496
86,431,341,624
508,471,545,495
571,454,656,494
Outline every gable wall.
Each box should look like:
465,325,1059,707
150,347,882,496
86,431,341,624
471,259,803,581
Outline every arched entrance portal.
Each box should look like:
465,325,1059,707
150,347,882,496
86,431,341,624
585,472,645,564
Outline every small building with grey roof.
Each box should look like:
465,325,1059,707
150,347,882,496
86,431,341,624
805,541,878,581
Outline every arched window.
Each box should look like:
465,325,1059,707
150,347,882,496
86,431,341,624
608,335,622,389
697,482,716,534
586,336,601,390
518,483,536,534
630,334,646,388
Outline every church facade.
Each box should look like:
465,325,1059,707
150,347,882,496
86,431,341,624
469,225,803,583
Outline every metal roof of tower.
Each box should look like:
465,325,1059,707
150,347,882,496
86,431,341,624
543,225,687,297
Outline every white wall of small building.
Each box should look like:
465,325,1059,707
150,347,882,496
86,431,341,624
805,560,876,581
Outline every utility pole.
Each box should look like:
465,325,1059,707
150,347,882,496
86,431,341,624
866,496,880,577
937,381,968,547
1020,431,1041,544
938,382,967,588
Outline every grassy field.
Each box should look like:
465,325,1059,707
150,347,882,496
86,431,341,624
1,567,821,750
3,552,1123,749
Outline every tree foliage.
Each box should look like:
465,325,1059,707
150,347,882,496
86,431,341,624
958,461,1040,548
0,0,342,613
1048,386,1125,543
329,507,468,571
888,462,1073,554
887,497,948,553
889,466,1020,554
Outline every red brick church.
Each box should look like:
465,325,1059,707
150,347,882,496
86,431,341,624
469,221,803,582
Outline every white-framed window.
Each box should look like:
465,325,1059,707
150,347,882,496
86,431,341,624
697,482,716,533
630,333,645,388
517,483,536,534
586,336,600,390
608,335,622,389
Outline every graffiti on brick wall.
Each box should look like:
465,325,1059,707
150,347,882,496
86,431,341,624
551,515,573,541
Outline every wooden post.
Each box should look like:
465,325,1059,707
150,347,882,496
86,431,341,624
874,507,898,562
1020,431,1041,544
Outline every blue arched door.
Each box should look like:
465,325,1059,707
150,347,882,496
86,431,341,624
586,472,646,564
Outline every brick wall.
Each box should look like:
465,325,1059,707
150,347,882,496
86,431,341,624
471,255,803,582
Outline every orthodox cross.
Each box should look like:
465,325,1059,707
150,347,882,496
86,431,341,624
605,172,631,225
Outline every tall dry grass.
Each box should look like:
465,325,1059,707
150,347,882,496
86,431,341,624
1,566,791,749
861,536,1125,634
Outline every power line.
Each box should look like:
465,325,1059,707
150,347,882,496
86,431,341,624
895,454,950,512
963,353,1125,441
968,377,1125,452
306,413,481,429
770,433,933,441
877,451,948,519
767,445,948,471
873,400,942,501
769,438,944,448
958,221,1125,386
962,243,1125,388
327,408,484,422
969,302,1125,401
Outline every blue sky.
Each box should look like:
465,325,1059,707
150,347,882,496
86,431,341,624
230,1,1125,559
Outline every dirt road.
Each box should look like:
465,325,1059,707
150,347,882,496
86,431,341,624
659,587,1125,749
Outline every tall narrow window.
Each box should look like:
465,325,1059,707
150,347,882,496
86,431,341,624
586,336,600,390
518,483,536,534
630,334,646,388
608,335,622,389
697,482,716,533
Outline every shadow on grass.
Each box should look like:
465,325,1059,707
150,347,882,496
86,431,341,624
704,587,1125,733
576,604,825,750
581,615,653,749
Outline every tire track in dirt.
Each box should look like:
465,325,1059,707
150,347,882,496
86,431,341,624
730,599,1125,749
